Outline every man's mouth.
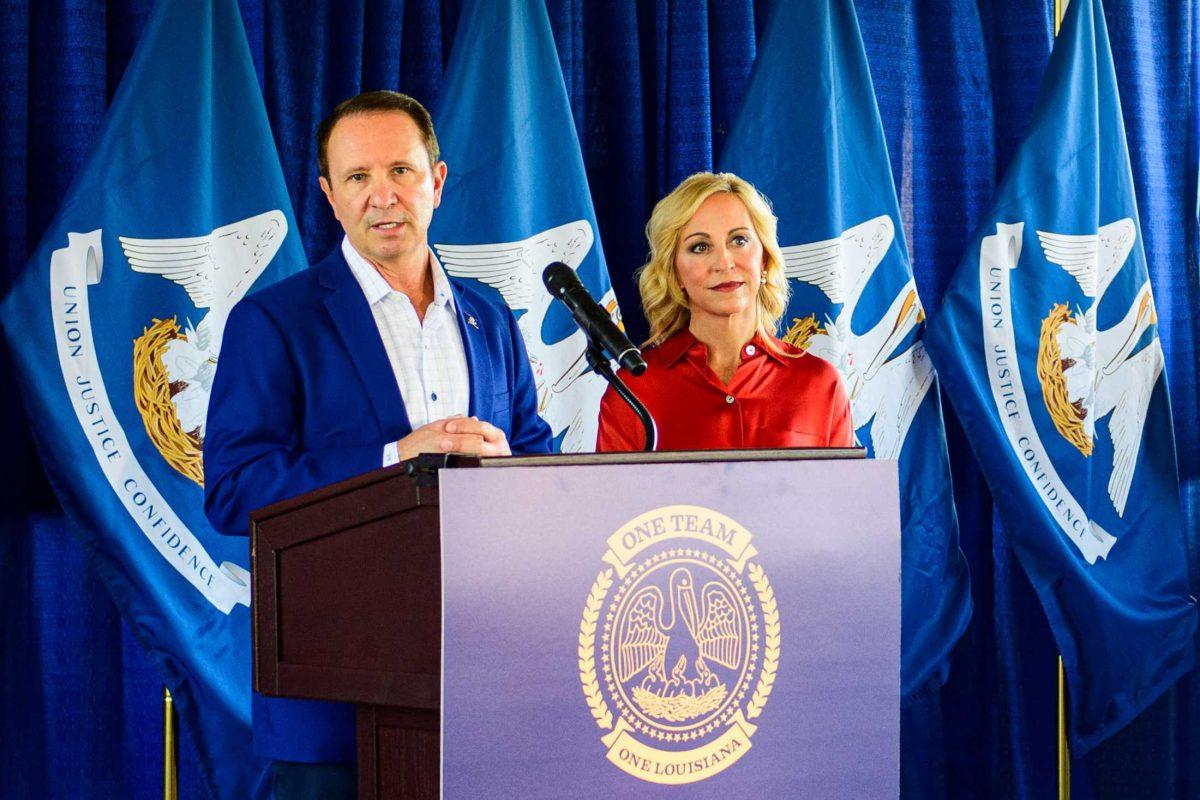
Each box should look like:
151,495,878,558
371,220,404,231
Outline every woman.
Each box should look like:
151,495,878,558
597,172,853,451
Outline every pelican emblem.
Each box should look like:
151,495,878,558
121,210,287,484
616,567,743,721
1036,219,1161,516
434,221,619,452
780,216,933,459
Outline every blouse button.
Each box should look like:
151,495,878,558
725,394,735,404
745,344,756,356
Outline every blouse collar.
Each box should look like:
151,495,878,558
653,328,789,366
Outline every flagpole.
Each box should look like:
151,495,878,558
163,687,178,800
1058,657,1070,799
1051,2,1071,797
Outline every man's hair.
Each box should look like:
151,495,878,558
317,90,441,179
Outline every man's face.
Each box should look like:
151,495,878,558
319,111,447,267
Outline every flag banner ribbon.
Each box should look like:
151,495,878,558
49,231,252,611
976,223,1117,564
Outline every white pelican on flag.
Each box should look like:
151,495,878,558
435,220,619,453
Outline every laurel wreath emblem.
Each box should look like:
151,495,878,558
132,316,205,486
579,568,614,730
746,562,780,719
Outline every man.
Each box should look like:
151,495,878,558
204,91,552,797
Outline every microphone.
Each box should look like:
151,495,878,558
542,262,647,375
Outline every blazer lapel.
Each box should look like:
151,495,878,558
451,284,494,419
318,253,413,436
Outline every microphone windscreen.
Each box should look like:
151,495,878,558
541,262,577,295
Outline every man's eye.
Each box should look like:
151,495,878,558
347,173,365,183
393,166,410,175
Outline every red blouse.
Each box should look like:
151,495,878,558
596,329,854,452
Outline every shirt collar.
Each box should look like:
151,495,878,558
341,236,457,313
752,331,789,364
655,328,701,366
654,328,786,366
428,250,457,312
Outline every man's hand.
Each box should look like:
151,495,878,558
394,415,512,462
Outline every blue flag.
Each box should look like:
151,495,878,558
717,0,972,698
429,0,620,453
0,1,303,795
925,0,1196,754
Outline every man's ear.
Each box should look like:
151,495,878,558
432,161,448,209
319,175,336,214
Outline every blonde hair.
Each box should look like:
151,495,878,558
638,172,790,348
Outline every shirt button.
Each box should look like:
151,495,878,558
725,394,735,404
745,344,756,356
431,392,438,401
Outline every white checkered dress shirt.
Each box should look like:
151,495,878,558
341,238,470,466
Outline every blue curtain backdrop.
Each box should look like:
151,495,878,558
2,1,1197,798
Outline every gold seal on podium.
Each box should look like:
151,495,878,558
578,505,780,785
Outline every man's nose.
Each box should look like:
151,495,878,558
368,183,398,208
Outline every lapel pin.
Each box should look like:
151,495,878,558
467,315,478,329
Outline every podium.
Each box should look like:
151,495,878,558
251,450,899,799
251,456,445,799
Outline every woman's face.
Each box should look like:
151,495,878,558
674,192,764,327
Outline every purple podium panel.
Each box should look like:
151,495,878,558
440,458,899,799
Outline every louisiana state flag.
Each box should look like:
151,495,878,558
717,0,972,699
925,0,1196,753
0,0,303,795
429,0,620,453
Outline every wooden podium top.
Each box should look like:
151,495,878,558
472,446,865,468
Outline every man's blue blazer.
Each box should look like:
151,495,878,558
204,247,552,762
